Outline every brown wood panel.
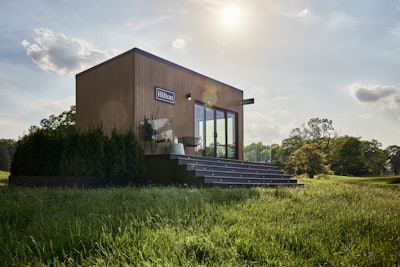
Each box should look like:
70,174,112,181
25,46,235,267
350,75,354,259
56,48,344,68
76,51,135,135
133,51,243,158
76,48,243,159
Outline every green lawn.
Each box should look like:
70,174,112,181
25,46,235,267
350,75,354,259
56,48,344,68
0,170,9,186
0,175,399,266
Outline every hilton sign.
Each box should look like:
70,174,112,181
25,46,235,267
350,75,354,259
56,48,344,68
155,86,175,105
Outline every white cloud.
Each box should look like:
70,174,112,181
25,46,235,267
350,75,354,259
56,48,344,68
172,38,186,49
297,8,310,18
186,0,222,10
327,12,357,29
244,108,296,145
357,113,373,120
392,22,400,37
381,47,400,61
42,96,75,116
348,83,400,120
124,15,172,33
22,28,111,75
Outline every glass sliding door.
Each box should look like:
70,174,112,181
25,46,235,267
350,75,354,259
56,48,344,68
194,102,237,159
194,103,205,156
215,109,226,158
205,107,215,157
227,111,237,159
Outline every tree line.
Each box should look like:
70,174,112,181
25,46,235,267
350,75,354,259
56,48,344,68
0,106,78,172
244,118,400,178
0,139,16,171
2,110,399,178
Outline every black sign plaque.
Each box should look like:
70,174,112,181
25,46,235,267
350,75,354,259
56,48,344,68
155,87,175,105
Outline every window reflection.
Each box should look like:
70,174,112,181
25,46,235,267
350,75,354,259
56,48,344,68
194,102,237,159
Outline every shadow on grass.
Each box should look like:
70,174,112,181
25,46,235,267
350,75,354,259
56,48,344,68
361,176,400,185
321,175,400,187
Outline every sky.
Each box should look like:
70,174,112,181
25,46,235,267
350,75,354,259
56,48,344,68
0,0,399,147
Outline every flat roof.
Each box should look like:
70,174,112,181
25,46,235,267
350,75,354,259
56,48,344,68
76,47,243,93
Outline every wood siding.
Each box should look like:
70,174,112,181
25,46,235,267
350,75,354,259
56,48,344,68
76,48,244,159
76,51,135,135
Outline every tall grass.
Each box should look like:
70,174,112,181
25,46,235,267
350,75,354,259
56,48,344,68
0,176,399,266
0,170,8,186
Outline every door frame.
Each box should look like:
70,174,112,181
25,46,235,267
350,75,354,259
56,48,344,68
194,101,238,159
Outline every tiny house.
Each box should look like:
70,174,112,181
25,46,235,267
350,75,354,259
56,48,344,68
12,48,301,187
76,48,244,160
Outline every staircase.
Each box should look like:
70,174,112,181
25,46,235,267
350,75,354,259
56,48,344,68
144,154,302,187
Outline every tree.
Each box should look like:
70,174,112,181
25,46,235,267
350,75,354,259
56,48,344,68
290,118,336,153
271,143,284,169
39,105,76,130
361,139,387,175
243,117,398,178
0,139,16,171
281,135,304,163
0,145,9,171
329,136,367,176
244,142,271,162
286,143,332,178
387,145,400,175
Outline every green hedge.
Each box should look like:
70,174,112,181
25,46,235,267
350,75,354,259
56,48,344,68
10,127,144,180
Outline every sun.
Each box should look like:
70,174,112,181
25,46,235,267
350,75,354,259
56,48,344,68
221,5,241,26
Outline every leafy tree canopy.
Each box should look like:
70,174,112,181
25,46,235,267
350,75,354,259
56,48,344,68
387,145,400,175
244,117,398,177
244,142,271,162
0,139,17,171
289,118,336,153
286,143,332,178
30,105,76,132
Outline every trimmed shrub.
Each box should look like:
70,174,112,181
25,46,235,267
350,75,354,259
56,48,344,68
105,129,145,179
10,127,144,181
10,128,59,176
59,127,107,177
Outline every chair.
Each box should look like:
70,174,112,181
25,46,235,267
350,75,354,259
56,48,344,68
151,131,170,154
181,137,201,155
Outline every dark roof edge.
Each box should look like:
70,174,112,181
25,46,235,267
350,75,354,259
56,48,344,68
76,47,243,93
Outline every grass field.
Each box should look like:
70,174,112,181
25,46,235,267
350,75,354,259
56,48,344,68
0,170,9,186
0,174,399,266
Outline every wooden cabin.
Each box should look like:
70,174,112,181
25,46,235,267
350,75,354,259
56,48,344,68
76,48,244,160
11,48,301,188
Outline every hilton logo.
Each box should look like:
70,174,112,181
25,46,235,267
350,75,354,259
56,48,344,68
155,87,175,105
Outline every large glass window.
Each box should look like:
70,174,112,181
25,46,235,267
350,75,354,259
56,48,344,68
205,107,215,157
195,103,205,154
227,111,237,159
194,102,237,159
216,109,226,158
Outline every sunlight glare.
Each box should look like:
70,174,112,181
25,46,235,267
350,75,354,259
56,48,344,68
222,5,241,26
